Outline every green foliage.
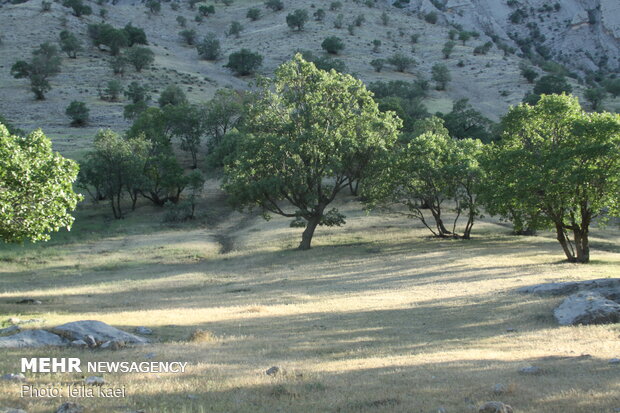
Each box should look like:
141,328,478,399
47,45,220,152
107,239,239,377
584,87,606,111
158,84,187,107
145,0,161,14
440,99,495,142
225,49,263,76
321,36,344,54
0,125,82,242
126,46,154,72
88,23,129,55
202,88,245,149
473,41,492,55
179,29,197,45
431,63,451,90
354,14,366,27
198,4,215,16
227,21,244,38
11,42,62,100
520,65,538,83
78,130,151,218
265,0,284,11
176,15,187,27
313,8,325,21
196,33,221,60
123,23,148,47
296,50,347,73
480,94,620,262
334,13,344,29
286,9,309,31
372,39,381,52
524,74,572,104
364,119,483,239
247,7,261,20
381,11,389,25
388,53,416,72
0,115,23,136
602,78,620,98
59,30,82,58
222,55,401,249
442,40,455,59
62,0,92,17
370,58,385,72
65,101,89,126
329,1,342,11
110,55,128,75
425,11,438,24
100,79,123,101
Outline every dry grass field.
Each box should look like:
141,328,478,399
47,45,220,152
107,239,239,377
1,184,619,413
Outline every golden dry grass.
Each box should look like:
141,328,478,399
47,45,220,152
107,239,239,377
0,191,619,412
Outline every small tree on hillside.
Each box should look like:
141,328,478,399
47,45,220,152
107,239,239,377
321,36,344,54
265,0,283,11
179,29,197,45
222,55,401,250
11,42,62,100
158,84,187,107
59,30,82,58
479,94,620,263
224,49,263,76
247,7,261,20
65,101,90,126
62,0,92,17
227,21,244,38
584,87,606,111
432,63,451,90
388,53,415,72
286,9,309,31
196,33,221,60
442,40,455,59
126,46,154,72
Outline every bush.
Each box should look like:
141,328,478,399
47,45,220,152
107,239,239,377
354,14,365,27
247,7,261,20
334,13,344,29
520,66,538,83
313,8,325,21
225,49,263,76
388,53,415,72
126,46,154,72
179,29,197,45
176,16,187,27
265,0,283,11
198,4,215,17
196,33,221,60
370,58,385,72
41,1,51,12
329,1,342,11
59,30,82,59
442,41,455,59
100,79,123,101
431,63,451,90
286,9,309,31
65,101,89,126
533,74,572,96
425,12,438,24
123,24,148,47
228,21,244,38
372,39,381,52
124,81,150,104
163,200,193,222
62,0,92,17
145,0,160,14
158,84,187,107
321,36,344,54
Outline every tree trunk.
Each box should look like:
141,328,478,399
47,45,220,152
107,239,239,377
298,216,321,250
554,222,576,262
429,207,451,237
573,228,590,263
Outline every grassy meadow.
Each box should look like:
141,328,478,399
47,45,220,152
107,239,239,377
1,185,619,413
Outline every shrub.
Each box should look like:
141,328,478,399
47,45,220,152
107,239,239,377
334,13,344,29
388,53,415,72
100,79,123,101
110,55,128,75
329,1,342,11
158,84,187,107
265,0,283,11
381,11,389,26
431,63,451,90
247,7,261,20
59,30,82,59
442,40,455,59
410,33,420,43
225,49,263,76
62,0,92,17
196,33,221,60
124,81,150,104
370,58,385,72
11,42,61,100
228,21,244,38
314,8,325,21
372,39,381,52
126,46,154,72
145,0,161,14
354,14,366,27
123,24,148,47
65,101,89,126
425,12,438,24
41,1,51,12
176,15,187,27
286,9,309,31
179,29,197,45
198,4,215,16
321,36,344,54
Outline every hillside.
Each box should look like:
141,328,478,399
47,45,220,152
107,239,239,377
0,0,576,155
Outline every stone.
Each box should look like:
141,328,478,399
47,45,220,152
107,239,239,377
51,321,149,345
55,402,84,413
70,340,87,348
517,278,620,296
554,292,620,326
519,365,542,375
478,401,513,413
0,326,20,335
100,340,124,350
265,366,280,376
1,373,26,382
16,298,42,305
492,383,508,395
0,409,27,413
84,376,105,386
7,318,21,325
609,358,620,364
437,407,447,413
0,330,67,348
135,326,153,335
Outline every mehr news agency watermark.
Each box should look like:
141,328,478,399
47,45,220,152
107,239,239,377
18,358,188,399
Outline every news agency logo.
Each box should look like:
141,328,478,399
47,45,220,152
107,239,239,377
21,358,189,373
